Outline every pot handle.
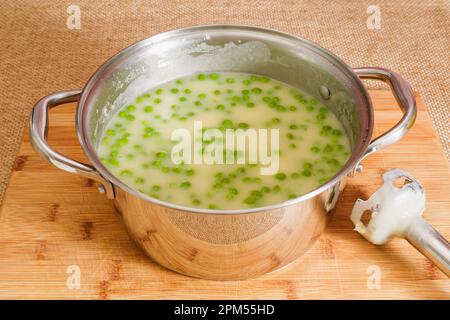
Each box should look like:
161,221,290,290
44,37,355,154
29,90,114,198
353,67,417,162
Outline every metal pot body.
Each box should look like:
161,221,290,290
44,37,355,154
30,26,416,280
114,179,344,279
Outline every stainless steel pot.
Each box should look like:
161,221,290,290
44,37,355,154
30,25,416,280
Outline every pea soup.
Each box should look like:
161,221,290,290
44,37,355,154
98,73,350,210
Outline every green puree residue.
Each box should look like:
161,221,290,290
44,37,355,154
98,73,351,210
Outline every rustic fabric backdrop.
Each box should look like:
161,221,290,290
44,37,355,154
0,0,449,205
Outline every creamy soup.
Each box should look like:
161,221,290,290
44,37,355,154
98,73,350,210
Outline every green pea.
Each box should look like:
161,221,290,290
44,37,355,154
118,137,129,145
152,185,161,192
247,102,255,108
197,74,206,80
222,119,233,128
106,129,115,136
221,177,231,184
231,96,240,102
300,124,308,131
238,122,249,129
275,172,286,180
215,172,224,178
184,88,192,94
209,73,219,80
242,176,252,183
289,143,296,149
135,177,145,184
302,169,312,177
271,117,281,124
322,125,332,132
286,133,295,140
172,167,181,173
154,98,161,104
302,163,311,171
226,78,235,84
110,150,119,158
156,151,167,159
170,88,179,94
152,160,161,167
109,158,120,166
208,204,218,209
289,106,297,112
179,96,187,102
328,158,340,166
243,79,251,85
273,185,281,192
251,190,262,197
311,146,320,153
251,87,262,94
291,172,300,179
277,105,287,112
144,106,154,113
186,169,195,176
216,104,225,111
288,194,297,200
194,101,202,106
155,89,163,95
323,144,334,153
261,186,270,193
244,196,257,205
120,169,133,177
176,79,183,85
127,105,136,112
161,166,170,173
118,111,127,118
198,93,206,99
192,199,201,205
213,182,224,189
101,137,110,145
319,107,328,114
237,167,246,174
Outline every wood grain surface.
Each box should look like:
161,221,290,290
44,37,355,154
0,90,448,299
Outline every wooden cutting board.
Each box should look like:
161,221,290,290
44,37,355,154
0,90,448,299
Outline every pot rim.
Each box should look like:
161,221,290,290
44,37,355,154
76,24,373,215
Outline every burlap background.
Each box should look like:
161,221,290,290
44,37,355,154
0,0,448,205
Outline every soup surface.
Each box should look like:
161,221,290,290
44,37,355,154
98,73,350,210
